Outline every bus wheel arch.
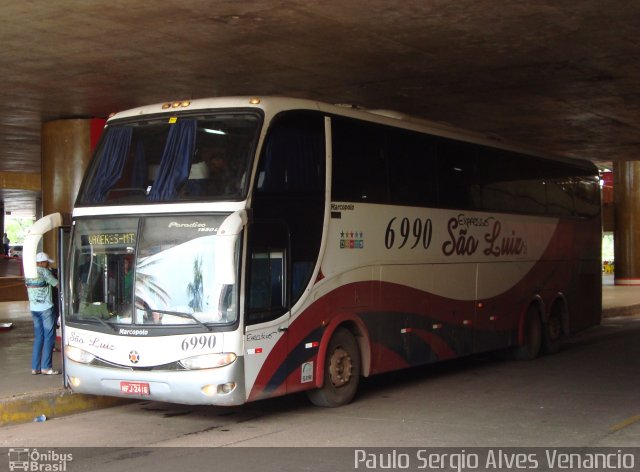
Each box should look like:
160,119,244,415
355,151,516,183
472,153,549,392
307,324,364,407
514,301,543,361
541,295,568,355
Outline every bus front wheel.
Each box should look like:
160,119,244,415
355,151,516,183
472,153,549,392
307,327,361,407
514,307,542,360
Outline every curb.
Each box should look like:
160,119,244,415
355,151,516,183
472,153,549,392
602,304,640,319
0,389,134,426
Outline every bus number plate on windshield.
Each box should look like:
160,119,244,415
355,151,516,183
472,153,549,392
120,381,150,395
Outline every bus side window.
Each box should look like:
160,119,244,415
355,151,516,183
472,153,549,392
246,220,290,325
251,111,325,315
248,251,284,312
571,176,601,218
386,128,438,207
332,117,388,203
436,139,478,209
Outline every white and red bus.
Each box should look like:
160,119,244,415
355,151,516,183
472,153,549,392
53,97,600,407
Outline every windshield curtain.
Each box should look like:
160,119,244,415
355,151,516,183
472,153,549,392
83,127,133,203
78,111,262,204
148,119,196,201
68,216,239,328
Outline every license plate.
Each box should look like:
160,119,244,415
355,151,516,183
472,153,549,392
120,381,150,395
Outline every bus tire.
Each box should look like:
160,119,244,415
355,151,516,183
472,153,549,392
514,307,542,361
541,310,564,355
307,327,361,407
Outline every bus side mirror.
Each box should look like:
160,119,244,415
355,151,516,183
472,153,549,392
215,210,248,284
23,213,63,279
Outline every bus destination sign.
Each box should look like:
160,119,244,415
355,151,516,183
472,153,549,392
86,232,136,246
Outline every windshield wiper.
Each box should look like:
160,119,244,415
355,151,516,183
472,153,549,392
84,316,118,333
147,309,212,332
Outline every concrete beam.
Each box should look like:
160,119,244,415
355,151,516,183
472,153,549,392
0,172,41,192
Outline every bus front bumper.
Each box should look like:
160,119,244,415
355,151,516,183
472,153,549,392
64,357,246,406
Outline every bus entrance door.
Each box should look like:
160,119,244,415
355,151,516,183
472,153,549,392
244,220,291,400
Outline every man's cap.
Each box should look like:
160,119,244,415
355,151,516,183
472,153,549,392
36,252,54,263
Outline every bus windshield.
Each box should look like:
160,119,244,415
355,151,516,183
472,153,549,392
68,215,239,328
78,111,262,204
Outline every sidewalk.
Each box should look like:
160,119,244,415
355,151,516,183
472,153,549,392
601,274,640,316
0,301,130,426
1,279,640,427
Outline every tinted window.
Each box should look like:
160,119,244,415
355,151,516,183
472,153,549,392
330,115,598,218
332,117,388,203
256,112,324,195
248,111,326,324
435,138,479,209
387,128,438,206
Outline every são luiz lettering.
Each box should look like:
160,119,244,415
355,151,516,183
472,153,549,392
442,218,527,257
353,449,635,471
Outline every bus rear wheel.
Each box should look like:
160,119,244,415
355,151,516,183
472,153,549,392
541,310,564,354
307,327,361,407
514,307,542,360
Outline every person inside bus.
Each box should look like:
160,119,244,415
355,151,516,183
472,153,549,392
205,148,233,194
177,158,210,197
177,145,233,198
136,298,163,324
176,146,244,198
123,255,133,302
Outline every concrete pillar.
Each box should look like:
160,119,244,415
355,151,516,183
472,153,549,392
613,160,640,285
40,119,104,262
35,198,42,221
0,202,4,253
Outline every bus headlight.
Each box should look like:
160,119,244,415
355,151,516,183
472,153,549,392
65,345,96,364
201,382,237,396
179,352,237,370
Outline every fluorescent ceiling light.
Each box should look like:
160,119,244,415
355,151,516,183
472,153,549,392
203,128,226,135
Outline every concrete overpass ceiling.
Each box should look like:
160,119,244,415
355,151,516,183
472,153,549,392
1,1,639,214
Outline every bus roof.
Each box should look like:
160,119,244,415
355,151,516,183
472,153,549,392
108,96,597,172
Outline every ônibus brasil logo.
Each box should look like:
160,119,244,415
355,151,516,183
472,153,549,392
8,448,73,471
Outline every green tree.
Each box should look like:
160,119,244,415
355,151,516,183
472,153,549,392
4,217,33,244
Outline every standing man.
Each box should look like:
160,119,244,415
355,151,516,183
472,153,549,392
25,252,60,375
2,233,9,256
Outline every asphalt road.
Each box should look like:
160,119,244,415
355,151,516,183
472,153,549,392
1,316,639,471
